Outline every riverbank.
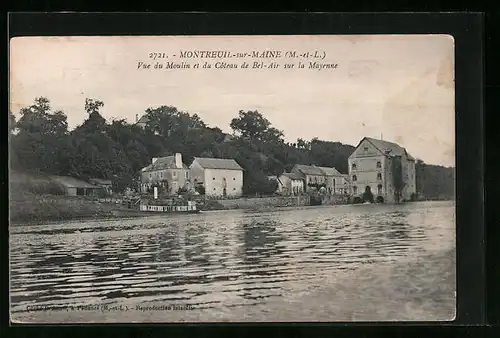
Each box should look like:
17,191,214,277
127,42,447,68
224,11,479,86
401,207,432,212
9,192,122,225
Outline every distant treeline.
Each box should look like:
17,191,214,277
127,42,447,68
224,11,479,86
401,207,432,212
8,97,455,199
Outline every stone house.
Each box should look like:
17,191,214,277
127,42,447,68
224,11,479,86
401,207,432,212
135,114,149,129
139,153,190,195
348,137,416,203
275,172,305,195
291,164,345,195
189,157,243,198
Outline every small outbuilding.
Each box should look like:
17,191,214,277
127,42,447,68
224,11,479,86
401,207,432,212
49,175,103,197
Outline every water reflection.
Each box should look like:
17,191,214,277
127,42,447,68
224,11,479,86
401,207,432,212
10,201,455,315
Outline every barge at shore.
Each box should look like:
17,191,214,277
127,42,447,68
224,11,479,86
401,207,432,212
112,199,200,217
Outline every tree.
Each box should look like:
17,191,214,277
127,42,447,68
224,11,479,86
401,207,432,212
230,110,284,142
9,111,17,133
78,98,106,132
11,97,70,173
391,156,405,203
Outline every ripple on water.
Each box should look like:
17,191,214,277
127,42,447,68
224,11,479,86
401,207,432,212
9,202,456,319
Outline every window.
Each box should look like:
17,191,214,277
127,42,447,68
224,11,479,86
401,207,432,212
352,163,357,170
173,171,176,177
364,146,369,152
377,184,383,194
376,161,381,168
233,178,235,180
233,188,236,191
149,173,152,179
353,186,358,194
352,175,357,182
377,173,382,180
213,177,216,180
185,172,189,179
160,172,163,179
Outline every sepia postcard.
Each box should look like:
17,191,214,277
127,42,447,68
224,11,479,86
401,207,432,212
9,34,456,323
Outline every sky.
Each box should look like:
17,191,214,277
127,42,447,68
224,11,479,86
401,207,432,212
10,35,455,167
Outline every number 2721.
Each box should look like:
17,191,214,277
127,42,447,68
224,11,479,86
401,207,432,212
149,53,167,60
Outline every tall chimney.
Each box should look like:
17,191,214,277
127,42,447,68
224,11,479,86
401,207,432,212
175,153,182,168
152,157,158,164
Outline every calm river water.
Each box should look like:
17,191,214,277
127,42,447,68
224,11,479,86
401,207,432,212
10,201,456,323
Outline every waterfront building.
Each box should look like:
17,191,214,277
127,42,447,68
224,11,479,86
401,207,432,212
348,137,416,203
291,164,345,195
139,153,190,195
49,175,103,197
275,172,305,195
89,178,113,196
189,157,243,198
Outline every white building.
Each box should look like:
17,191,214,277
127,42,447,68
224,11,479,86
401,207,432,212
189,157,244,198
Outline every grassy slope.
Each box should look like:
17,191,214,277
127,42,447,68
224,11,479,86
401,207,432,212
9,171,116,224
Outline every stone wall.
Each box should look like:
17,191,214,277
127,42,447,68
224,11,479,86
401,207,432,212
216,195,310,209
320,194,351,205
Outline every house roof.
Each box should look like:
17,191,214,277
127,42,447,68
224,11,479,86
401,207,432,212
50,176,100,189
317,166,342,176
141,156,188,172
293,164,342,176
193,157,243,171
362,137,415,160
281,172,303,180
293,164,325,176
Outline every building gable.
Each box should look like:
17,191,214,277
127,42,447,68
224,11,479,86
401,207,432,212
349,138,384,159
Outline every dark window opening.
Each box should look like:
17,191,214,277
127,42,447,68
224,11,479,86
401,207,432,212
352,175,357,182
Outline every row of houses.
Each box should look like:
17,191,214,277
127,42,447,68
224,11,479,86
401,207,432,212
138,154,244,198
138,137,417,203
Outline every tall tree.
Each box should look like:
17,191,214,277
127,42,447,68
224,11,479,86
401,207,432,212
230,110,284,142
11,97,70,173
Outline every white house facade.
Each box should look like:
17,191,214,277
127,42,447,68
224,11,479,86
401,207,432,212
189,157,244,198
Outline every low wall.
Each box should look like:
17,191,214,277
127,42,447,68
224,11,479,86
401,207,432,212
216,195,310,210
321,194,351,205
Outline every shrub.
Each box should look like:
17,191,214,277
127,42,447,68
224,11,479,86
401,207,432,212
194,184,206,195
352,196,363,204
